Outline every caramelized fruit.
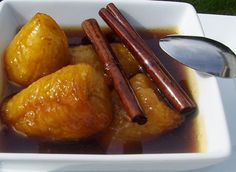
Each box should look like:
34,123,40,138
2,64,112,141
4,13,70,86
99,73,184,146
70,43,141,77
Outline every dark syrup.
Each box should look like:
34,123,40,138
0,28,199,154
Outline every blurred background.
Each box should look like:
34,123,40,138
179,0,236,15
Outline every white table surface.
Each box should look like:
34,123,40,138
193,14,236,172
1,13,236,172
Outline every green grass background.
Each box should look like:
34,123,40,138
180,0,236,15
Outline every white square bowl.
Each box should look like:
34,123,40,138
0,0,231,171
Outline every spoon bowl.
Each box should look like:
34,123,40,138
159,35,236,78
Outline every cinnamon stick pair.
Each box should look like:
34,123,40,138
82,19,147,125
99,3,196,114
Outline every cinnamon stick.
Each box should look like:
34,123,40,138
99,4,196,114
106,3,156,60
82,19,147,125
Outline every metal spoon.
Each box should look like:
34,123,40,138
159,35,236,78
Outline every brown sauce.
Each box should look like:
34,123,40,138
0,28,199,154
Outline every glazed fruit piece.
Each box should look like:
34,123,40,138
2,64,112,141
4,13,70,86
99,73,184,147
111,43,141,77
70,43,141,77
70,44,104,74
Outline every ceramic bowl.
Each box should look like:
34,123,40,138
0,0,231,171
